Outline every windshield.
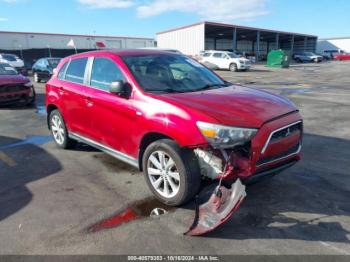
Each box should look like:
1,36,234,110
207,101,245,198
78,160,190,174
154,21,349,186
122,54,227,93
227,52,240,58
1,54,18,62
0,64,18,75
48,58,61,68
304,52,316,56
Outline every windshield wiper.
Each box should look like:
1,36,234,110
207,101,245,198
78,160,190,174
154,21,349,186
195,83,229,92
145,88,186,94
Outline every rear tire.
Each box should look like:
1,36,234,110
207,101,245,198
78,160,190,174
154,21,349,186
49,109,76,149
142,139,201,206
229,63,238,72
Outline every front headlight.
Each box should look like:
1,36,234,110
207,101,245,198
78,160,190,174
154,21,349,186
197,121,257,148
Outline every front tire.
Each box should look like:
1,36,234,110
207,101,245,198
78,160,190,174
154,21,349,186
142,139,201,206
229,63,238,72
49,110,76,149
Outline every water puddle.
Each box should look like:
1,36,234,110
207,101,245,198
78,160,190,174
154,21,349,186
0,135,53,150
36,105,47,115
88,197,176,233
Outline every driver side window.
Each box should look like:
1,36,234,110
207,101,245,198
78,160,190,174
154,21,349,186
90,57,125,91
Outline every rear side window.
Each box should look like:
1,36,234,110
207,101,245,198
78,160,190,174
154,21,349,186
65,58,88,84
213,53,224,58
58,62,68,80
90,57,125,91
2,54,17,61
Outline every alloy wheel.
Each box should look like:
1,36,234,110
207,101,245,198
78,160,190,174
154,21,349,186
147,151,180,199
51,115,65,145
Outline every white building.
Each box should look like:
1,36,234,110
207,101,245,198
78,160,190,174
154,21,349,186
317,37,350,53
0,31,155,50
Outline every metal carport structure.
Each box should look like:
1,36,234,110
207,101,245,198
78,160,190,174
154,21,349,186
157,21,318,61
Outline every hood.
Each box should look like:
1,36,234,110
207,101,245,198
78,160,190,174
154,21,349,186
0,74,30,85
158,85,298,128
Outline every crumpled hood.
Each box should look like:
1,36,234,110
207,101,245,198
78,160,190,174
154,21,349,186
158,85,298,128
0,75,30,85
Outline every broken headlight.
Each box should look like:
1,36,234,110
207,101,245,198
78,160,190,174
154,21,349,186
197,121,257,148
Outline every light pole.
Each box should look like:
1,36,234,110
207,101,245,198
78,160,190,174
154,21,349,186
47,45,52,57
18,44,23,60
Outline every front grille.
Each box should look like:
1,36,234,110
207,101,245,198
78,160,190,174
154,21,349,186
270,122,302,142
0,84,27,94
257,143,300,166
0,84,28,102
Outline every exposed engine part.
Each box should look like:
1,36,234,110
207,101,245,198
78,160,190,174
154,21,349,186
194,145,252,180
185,179,246,236
194,148,223,180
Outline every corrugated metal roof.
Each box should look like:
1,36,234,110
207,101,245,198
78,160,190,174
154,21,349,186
157,21,317,38
318,37,350,40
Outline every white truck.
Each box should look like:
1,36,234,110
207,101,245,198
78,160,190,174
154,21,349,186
200,51,251,72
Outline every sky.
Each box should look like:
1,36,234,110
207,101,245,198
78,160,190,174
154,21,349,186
0,0,349,39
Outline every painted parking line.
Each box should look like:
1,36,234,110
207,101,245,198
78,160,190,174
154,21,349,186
0,151,17,167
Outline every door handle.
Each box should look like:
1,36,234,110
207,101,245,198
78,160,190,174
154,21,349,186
85,96,94,107
58,87,65,94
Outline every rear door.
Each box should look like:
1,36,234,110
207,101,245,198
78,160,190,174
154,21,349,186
35,59,45,78
211,53,226,69
84,56,137,154
57,57,90,135
42,59,51,80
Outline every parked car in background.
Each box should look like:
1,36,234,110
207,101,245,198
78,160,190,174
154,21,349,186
320,49,345,60
200,50,251,71
0,53,26,73
293,52,323,63
32,57,61,83
46,49,302,206
0,63,35,106
333,53,350,61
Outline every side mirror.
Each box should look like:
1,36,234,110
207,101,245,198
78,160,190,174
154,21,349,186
110,80,131,98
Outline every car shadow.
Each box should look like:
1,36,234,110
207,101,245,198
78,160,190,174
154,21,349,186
190,133,350,243
0,135,62,221
248,68,273,73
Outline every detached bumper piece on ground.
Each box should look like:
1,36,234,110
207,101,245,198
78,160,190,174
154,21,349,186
185,179,246,236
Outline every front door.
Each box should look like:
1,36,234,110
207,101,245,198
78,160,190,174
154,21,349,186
211,53,227,69
84,56,137,156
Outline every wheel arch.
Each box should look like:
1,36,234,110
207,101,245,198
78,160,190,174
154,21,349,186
229,62,238,71
46,104,58,129
138,132,176,171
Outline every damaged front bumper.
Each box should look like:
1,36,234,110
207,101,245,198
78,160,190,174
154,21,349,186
185,179,246,236
185,113,302,236
193,113,303,182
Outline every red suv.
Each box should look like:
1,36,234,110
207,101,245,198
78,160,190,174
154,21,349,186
46,50,303,206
